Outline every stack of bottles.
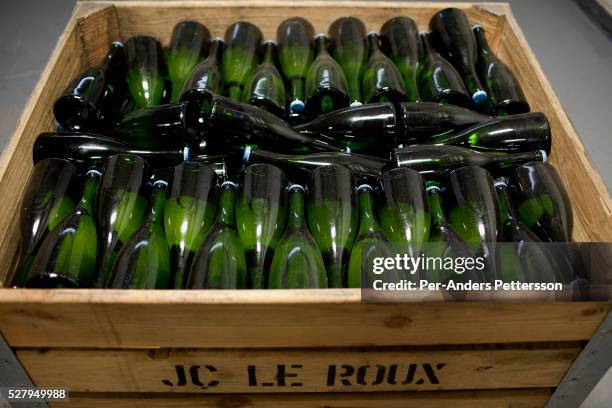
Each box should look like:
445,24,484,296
10,8,574,289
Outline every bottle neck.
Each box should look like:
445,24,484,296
208,39,224,62
485,150,547,167
357,186,378,233
79,170,101,214
314,36,329,57
262,42,276,65
287,186,306,228
473,27,491,54
427,183,447,231
367,33,382,57
217,182,236,225
421,33,437,58
495,180,517,225
147,181,167,225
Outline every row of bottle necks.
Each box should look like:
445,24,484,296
54,8,529,134
12,151,572,290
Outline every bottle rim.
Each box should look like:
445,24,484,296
289,99,305,113
221,180,238,188
288,183,305,192
356,183,373,192
243,145,252,162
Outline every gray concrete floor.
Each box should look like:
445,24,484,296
0,0,610,406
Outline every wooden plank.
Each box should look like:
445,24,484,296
76,5,121,67
49,389,552,408
17,346,579,393
0,290,608,348
497,11,612,242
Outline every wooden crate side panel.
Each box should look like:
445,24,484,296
0,290,608,348
113,2,503,44
77,5,121,66
497,13,612,242
0,20,85,287
51,389,552,408
18,347,579,393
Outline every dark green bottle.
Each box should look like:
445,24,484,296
223,21,263,101
304,34,350,118
430,8,487,105
241,41,286,118
307,165,358,288
117,102,191,147
33,132,190,169
187,181,247,289
429,112,551,153
398,102,490,143
243,145,386,183
125,36,166,108
236,164,288,288
26,169,100,288
495,177,559,283
182,89,344,153
329,17,368,106
380,16,422,102
448,166,500,277
348,184,396,288
167,21,211,102
181,38,225,97
277,17,315,114
165,162,218,288
362,32,407,104
268,184,327,289
379,168,430,259
425,181,478,284
94,154,148,288
108,179,170,289
12,159,76,287
473,25,529,116
510,161,572,242
295,102,395,155
54,42,128,131
391,145,547,176
420,32,471,108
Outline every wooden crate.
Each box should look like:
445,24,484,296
0,1,610,407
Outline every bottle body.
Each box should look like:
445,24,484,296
125,36,166,108
236,164,288,288
180,38,225,96
167,21,211,102
362,32,407,104
277,17,315,114
223,22,263,101
269,185,327,289
307,165,358,288
165,162,218,288
329,17,368,105
380,16,422,102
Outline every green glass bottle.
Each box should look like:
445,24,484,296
430,8,487,105
425,181,477,284
448,166,500,278
379,168,430,260
94,154,148,287
304,34,350,118
187,181,247,289
12,159,76,287
181,38,225,97
236,164,288,288
191,154,230,179
268,184,327,289
223,21,263,101
391,145,547,176
33,132,190,169
429,112,551,154
362,32,407,104
117,102,191,147
510,161,572,242
495,177,559,283
243,145,386,183
328,17,368,106
241,41,286,118
125,36,166,108
380,16,422,102
26,169,100,288
420,32,471,108
54,42,128,131
473,25,529,116
348,184,396,288
307,165,358,288
165,162,218,288
167,21,211,102
108,179,170,289
277,17,315,114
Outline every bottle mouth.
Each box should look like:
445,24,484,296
313,33,327,40
426,184,442,193
263,39,278,46
213,37,224,43
367,31,380,37
356,183,373,192
221,180,238,188
289,99,305,113
243,145,252,162
86,168,102,177
472,90,488,104
350,101,363,107
493,179,508,188
288,183,305,192
153,179,168,188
